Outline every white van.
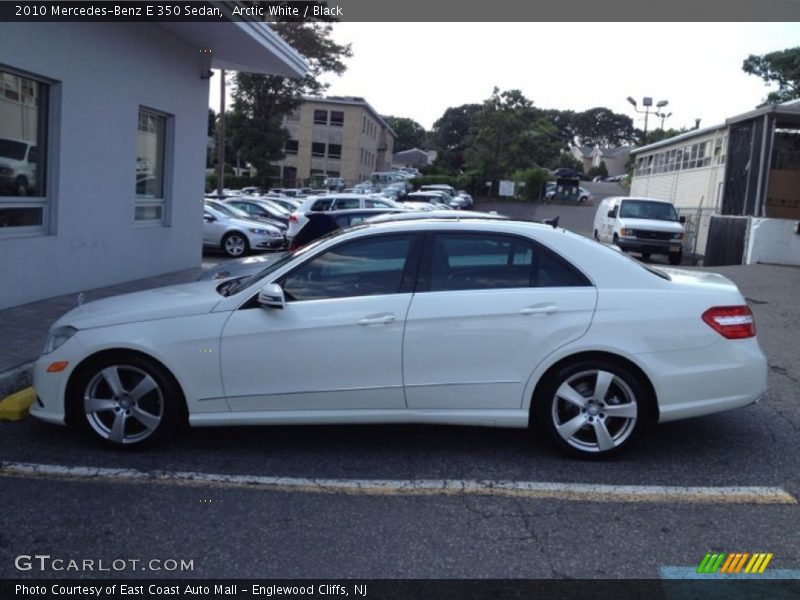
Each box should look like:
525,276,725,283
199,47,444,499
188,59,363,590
593,196,685,265
0,138,37,196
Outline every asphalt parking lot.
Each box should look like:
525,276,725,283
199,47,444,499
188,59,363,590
1,197,799,580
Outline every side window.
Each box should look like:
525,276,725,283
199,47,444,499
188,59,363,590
311,199,332,211
332,197,360,209
428,233,589,292
365,199,388,208
281,235,414,301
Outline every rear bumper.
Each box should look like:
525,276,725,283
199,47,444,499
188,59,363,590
637,337,768,422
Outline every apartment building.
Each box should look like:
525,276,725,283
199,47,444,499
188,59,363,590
277,96,396,186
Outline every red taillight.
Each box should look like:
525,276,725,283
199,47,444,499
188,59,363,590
288,214,298,223
702,305,756,339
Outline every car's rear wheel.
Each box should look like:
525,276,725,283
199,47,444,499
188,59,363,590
535,360,650,458
222,232,248,257
668,251,682,265
71,354,183,449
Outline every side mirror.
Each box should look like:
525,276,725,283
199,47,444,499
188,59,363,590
258,283,285,309
204,214,215,222
607,210,616,218
679,215,686,224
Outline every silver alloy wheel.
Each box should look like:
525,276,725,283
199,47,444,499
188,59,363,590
224,234,246,257
84,365,164,444
551,369,638,453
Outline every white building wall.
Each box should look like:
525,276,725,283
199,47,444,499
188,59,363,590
0,23,211,309
630,127,728,256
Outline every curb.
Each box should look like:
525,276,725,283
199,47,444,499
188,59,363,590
0,362,34,405
0,386,35,421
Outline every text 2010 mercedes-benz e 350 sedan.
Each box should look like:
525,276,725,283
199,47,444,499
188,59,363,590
32,217,767,458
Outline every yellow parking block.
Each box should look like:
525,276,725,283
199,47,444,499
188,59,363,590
0,387,35,421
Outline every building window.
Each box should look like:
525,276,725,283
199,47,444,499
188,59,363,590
0,68,48,232
328,144,342,159
327,170,340,177
313,110,328,125
362,116,366,133
330,111,344,127
135,108,167,222
312,142,326,158
286,110,300,122
285,140,298,155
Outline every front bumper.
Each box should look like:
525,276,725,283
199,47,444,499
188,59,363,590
618,237,682,255
254,236,287,250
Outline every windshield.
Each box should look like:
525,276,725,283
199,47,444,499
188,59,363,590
222,229,349,296
260,200,291,216
207,201,249,219
0,139,28,160
619,200,679,222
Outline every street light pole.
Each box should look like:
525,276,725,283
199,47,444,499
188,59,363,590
216,69,226,195
627,96,668,145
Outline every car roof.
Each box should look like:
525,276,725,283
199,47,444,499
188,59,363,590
365,210,507,224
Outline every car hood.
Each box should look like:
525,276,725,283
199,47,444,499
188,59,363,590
618,218,684,232
225,216,282,232
54,281,224,330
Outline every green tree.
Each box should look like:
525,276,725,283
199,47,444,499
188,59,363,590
572,107,635,147
549,152,584,173
743,47,800,103
383,116,426,152
429,103,482,172
208,109,217,137
639,127,688,146
230,21,352,184
465,88,561,180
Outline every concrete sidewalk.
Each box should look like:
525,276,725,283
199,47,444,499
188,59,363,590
0,267,204,398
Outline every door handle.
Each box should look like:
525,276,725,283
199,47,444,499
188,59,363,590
358,315,396,326
520,304,558,316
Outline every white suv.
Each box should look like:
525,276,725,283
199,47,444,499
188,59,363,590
287,194,403,239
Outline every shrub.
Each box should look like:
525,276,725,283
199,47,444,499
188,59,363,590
512,167,552,202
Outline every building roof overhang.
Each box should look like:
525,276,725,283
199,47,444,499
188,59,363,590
158,20,308,78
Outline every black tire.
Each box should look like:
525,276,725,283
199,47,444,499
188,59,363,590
15,176,29,197
641,252,651,261
68,353,184,449
221,231,249,258
533,359,652,459
593,230,599,241
612,233,619,247
668,251,682,266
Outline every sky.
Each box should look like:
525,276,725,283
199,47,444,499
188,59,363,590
210,22,800,134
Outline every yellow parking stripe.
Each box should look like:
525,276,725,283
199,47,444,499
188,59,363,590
0,462,797,505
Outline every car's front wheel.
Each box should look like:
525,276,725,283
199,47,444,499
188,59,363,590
668,251,682,265
222,232,248,257
70,354,184,449
535,360,650,458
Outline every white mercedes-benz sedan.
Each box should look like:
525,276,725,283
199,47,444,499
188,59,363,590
31,217,767,458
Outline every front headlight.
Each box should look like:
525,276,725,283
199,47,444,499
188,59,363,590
250,227,280,237
43,326,77,355
673,233,684,240
620,228,635,236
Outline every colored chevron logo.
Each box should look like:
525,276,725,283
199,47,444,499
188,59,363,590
697,552,774,574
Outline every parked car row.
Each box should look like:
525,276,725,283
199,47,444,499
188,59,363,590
203,181,478,258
